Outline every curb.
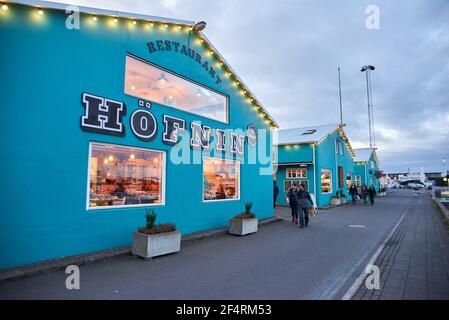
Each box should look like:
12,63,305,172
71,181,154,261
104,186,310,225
0,217,282,283
341,199,413,300
434,198,449,223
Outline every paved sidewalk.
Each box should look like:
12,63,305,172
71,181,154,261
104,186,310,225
0,191,408,299
353,192,449,300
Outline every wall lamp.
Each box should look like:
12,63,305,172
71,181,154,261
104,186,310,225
192,21,206,32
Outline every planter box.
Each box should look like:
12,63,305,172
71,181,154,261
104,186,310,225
340,197,347,204
330,197,341,206
132,231,181,259
228,218,258,236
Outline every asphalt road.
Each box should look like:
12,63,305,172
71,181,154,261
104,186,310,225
0,190,422,299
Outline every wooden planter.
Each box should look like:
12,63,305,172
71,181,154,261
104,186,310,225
132,231,181,259
340,197,347,204
228,218,258,236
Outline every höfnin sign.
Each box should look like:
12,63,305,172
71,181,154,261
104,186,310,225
80,92,258,156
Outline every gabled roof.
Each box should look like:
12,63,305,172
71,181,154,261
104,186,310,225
8,0,278,128
276,123,340,145
354,147,380,167
275,123,356,157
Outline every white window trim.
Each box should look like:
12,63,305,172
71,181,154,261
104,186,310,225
346,173,353,187
86,141,166,211
202,156,240,203
355,175,362,187
286,168,307,179
321,168,333,194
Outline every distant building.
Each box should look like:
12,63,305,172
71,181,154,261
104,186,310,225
274,124,355,207
353,148,381,192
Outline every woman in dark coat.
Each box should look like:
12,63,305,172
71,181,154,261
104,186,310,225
368,185,376,205
349,184,358,205
361,184,369,205
287,184,299,224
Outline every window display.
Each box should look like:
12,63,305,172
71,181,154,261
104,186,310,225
286,168,307,179
88,142,165,209
124,55,228,123
203,157,239,201
321,169,332,194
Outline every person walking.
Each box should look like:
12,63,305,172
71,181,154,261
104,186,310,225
349,184,358,205
368,185,376,205
361,184,369,205
287,183,299,224
297,184,313,228
273,180,279,209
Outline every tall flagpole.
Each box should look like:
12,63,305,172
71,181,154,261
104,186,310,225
338,67,343,125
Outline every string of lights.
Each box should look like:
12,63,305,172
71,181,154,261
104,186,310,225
0,1,278,129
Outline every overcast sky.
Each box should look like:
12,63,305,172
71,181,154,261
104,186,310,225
52,0,449,174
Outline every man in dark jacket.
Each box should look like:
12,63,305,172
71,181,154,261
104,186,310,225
349,184,358,205
297,184,312,228
287,184,299,224
273,181,279,208
368,185,376,205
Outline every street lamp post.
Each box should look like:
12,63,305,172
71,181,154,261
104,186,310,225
361,65,376,148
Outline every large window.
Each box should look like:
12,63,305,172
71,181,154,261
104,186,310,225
124,55,228,123
321,169,333,194
87,142,165,209
284,180,309,192
203,157,240,202
286,168,307,179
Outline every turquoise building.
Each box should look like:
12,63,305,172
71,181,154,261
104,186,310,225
0,1,278,269
353,148,381,192
274,124,356,207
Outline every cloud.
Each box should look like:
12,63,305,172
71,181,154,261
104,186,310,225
50,0,449,173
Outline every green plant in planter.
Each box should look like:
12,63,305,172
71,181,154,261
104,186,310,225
139,208,176,235
245,202,253,214
145,208,157,229
234,201,256,219
335,191,341,199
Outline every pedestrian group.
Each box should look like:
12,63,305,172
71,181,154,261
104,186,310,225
349,184,377,205
285,183,317,228
273,181,378,230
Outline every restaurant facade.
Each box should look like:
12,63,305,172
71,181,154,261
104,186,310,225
0,1,278,269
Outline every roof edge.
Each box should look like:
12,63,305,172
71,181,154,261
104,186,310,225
10,0,195,25
7,0,278,128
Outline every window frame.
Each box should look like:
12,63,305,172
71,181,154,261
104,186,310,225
321,168,333,194
85,141,166,211
286,168,307,179
355,175,362,187
124,54,230,124
346,172,353,188
202,156,241,203
284,179,309,192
